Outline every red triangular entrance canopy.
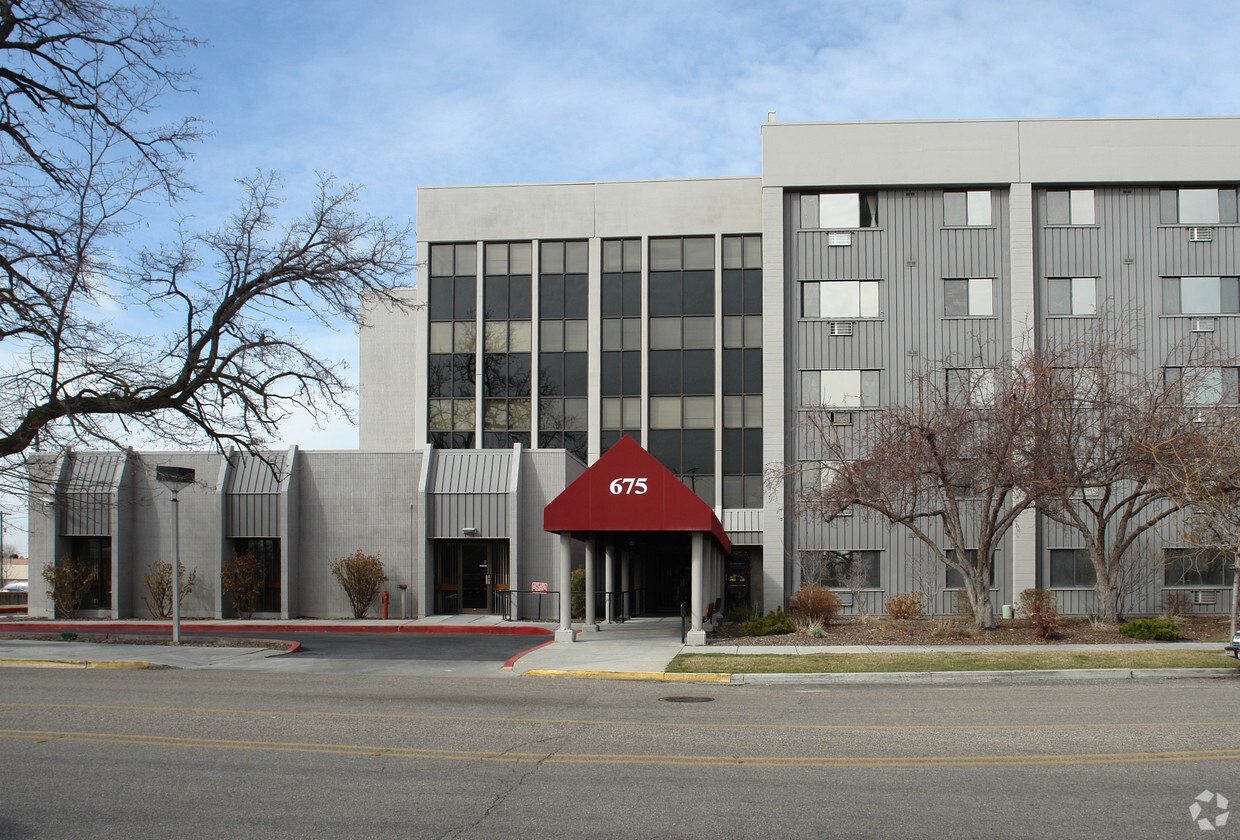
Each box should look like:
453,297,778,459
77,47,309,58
544,435,731,553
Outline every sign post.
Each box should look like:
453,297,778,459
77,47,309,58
155,466,195,644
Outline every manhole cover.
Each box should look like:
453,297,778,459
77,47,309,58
659,696,714,703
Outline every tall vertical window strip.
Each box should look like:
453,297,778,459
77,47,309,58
722,234,763,508
538,240,589,462
482,242,532,449
648,236,715,505
428,243,478,448
601,239,642,454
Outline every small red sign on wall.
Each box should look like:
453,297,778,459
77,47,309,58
531,582,549,593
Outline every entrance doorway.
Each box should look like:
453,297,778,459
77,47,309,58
635,535,691,615
434,540,510,614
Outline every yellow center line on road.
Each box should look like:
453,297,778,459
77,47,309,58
2,729,1240,769
2,702,1239,733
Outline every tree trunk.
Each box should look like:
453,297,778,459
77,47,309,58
970,582,996,630
1093,566,1123,624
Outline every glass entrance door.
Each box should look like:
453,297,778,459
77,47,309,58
434,540,509,615
460,542,491,612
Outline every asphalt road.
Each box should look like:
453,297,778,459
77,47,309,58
6,630,545,676
0,669,1237,839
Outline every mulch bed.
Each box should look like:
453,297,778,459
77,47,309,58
710,615,1234,646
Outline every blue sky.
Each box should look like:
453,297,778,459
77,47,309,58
7,0,1240,552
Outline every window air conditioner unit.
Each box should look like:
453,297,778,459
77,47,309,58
828,232,852,246
829,411,853,426
1191,318,1216,333
829,321,854,336
1193,590,1218,606
1188,227,1213,242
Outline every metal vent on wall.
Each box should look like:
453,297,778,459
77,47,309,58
828,232,852,246
828,321,854,336
1189,227,1214,242
1194,590,1218,606
1192,318,1216,333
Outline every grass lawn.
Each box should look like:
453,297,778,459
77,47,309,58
668,649,1240,675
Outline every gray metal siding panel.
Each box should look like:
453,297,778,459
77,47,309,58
225,453,285,494
62,453,124,537
431,450,512,494
787,187,1013,610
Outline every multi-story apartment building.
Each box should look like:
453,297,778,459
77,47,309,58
27,117,1239,632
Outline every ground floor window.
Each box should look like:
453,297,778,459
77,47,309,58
233,537,281,613
1164,547,1236,587
435,540,509,614
945,549,995,589
1049,548,1096,587
71,536,111,610
800,549,881,590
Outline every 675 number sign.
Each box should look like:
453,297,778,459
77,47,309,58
609,477,649,495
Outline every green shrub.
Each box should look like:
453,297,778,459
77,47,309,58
1118,618,1180,641
723,604,753,624
329,550,388,619
884,591,925,620
740,607,795,637
790,585,842,626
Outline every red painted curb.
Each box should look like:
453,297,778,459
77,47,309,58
503,639,555,670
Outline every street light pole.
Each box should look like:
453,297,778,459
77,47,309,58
155,466,195,646
171,488,181,645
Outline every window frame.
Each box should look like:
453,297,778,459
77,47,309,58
943,278,994,317
1045,189,1096,226
1046,277,1098,316
802,369,880,409
1049,548,1097,588
1160,187,1239,226
1163,547,1236,587
943,190,992,227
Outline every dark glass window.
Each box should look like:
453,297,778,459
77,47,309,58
71,536,111,611
803,550,881,589
233,537,281,613
1164,548,1236,586
1050,548,1096,588
945,549,996,588
649,350,681,394
682,349,714,394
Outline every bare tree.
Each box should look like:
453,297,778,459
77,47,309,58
1023,328,1196,623
1,171,412,485
1143,409,1240,636
785,362,1037,630
0,3,414,492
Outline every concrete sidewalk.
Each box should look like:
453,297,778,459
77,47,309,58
1,614,1236,683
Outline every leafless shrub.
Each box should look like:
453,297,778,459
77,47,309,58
330,551,388,619
41,555,97,618
222,551,266,619
141,560,197,619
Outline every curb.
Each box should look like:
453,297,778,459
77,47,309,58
0,621,553,637
0,658,149,670
502,640,554,671
522,669,732,682
734,667,1240,685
